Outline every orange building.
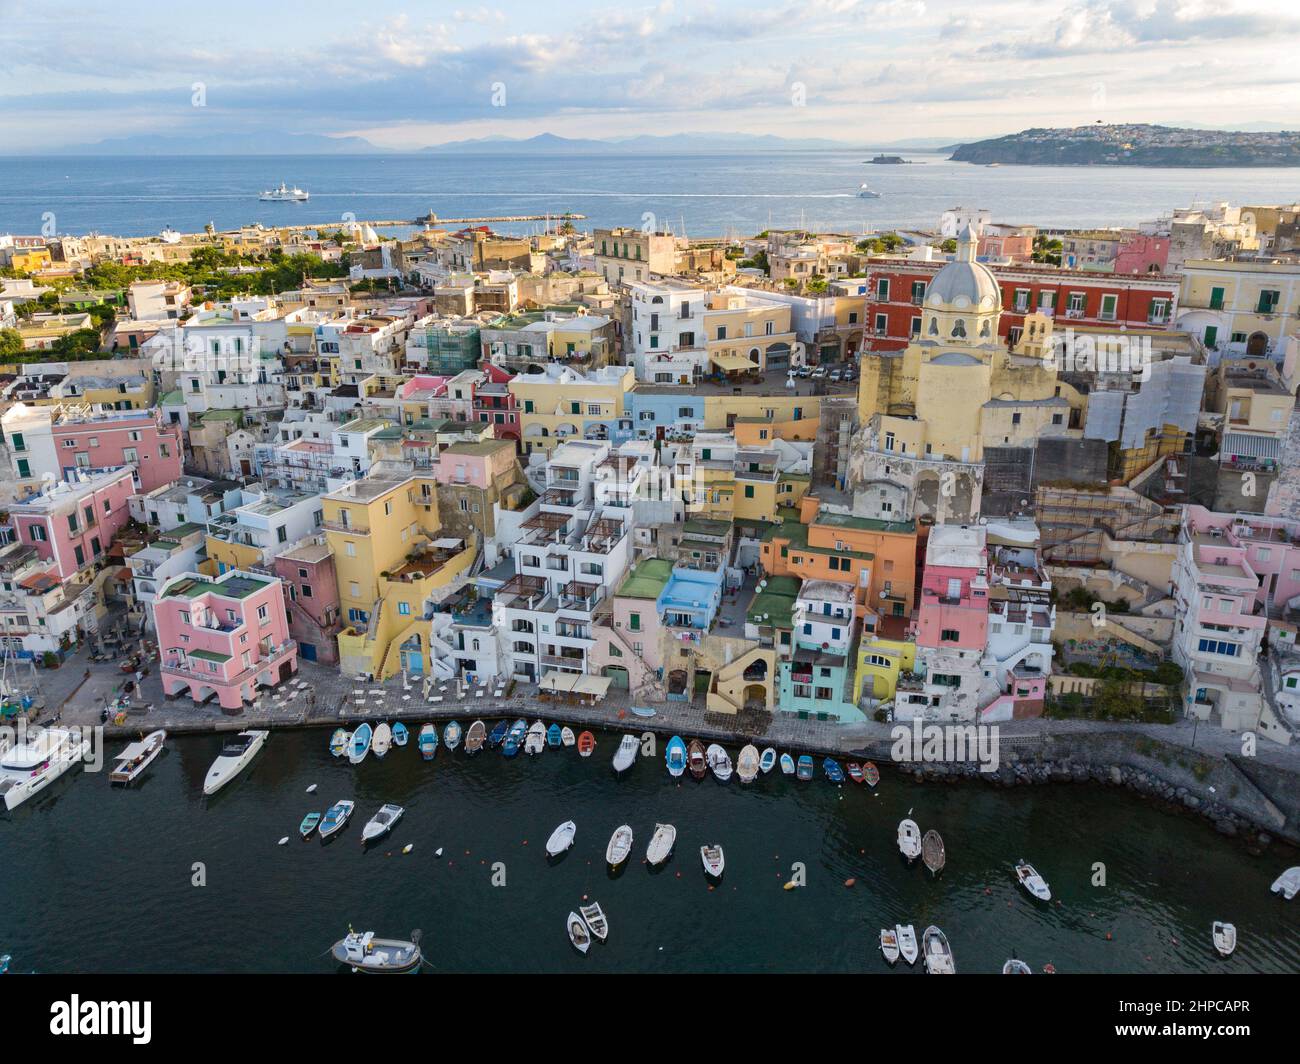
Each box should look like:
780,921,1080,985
760,495,917,619
732,413,820,446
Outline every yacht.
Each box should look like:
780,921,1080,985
202,730,269,796
259,182,309,202
0,727,91,811
857,183,882,199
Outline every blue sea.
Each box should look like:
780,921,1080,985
3,151,1299,239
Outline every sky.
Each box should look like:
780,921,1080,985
3,0,1300,152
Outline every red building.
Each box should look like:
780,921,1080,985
472,363,520,446
862,259,1181,352
1113,233,1171,275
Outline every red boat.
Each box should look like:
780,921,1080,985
687,739,707,780
846,762,865,784
577,731,596,758
863,761,880,788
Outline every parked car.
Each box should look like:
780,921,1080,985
811,366,828,379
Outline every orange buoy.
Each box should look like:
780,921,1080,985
844,878,856,888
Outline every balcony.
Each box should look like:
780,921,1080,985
322,518,369,535
162,639,297,685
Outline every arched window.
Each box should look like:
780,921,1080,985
951,319,967,339
927,317,939,336
980,320,991,338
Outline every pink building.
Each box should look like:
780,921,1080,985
916,527,989,651
52,407,183,494
1114,233,1170,275
272,539,341,665
9,466,136,580
156,568,298,712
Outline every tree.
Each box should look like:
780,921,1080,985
807,276,829,294
51,328,103,360
1032,235,1062,266
0,328,23,358
939,238,957,253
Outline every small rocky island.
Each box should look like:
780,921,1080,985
950,123,1300,167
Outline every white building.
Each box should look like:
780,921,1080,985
627,279,710,383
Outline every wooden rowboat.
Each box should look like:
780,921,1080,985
922,829,945,876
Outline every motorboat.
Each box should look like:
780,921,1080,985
348,723,372,765
361,803,404,844
580,903,608,941
577,730,596,757
922,926,955,974
880,928,900,965
897,818,921,861
707,744,733,783
857,183,882,199
417,724,438,760
202,730,268,796
488,720,509,747
506,719,527,747
896,924,918,965
524,721,547,755
606,824,634,867
465,720,486,754
108,729,166,785
319,799,356,840
700,843,725,878
0,726,92,810
545,820,577,857
567,912,591,954
372,723,392,759
646,823,676,867
1212,922,1237,957
260,182,309,202
687,739,707,780
759,748,777,774
612,733,639,774
922,830,945,876
1271,866,1300,900
823,758,844,783
796,755,814,781
329,728,349,757
665,735,687,778
1003,958,1033,974
779,753,795,776
443,720,462,751
391,723,408,747
330,930,420,973
1015,860,1052,901
736,745,760,783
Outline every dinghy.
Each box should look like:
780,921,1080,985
348,723,373,765
1002,958,1033,974
443,720,463,751
580,902,608,942
896,924,919,966
546,723,563,748
612,733,639,774
846,762,865,785
372,722,392,759
1015,860,1051,901
561,726,576,747
863,761,880,788
665,735,688,777
331,930,422,974
567,911,591,954
108,729,166,785
465,720,486,754
759,748,777,774
488,720,509,747
545,820,577,857
606,824,634,867
299,811,321,839
700,843,725,878
737,744,760,783
796,754,814,781
391,722,408,747
823,758,844,783
897,818,921,861
1212,921,1237,957
646,823,677,867
525,721,547,755
417,724,438,760
779,753,796,776
880,928,900,965
706,744,733,782
922,830,945,876
318,799,355,840
922,926,955,974
507,719,527,745
503,733,520,758
1271,866,1300,900
687,739,707,780
361,803,404,844
329,728,349,757
203,730,269,795
577,731,596,757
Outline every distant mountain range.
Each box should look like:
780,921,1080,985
949,124,1300,167
45,132,388,156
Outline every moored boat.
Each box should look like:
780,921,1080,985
737,744,760,783
488,720,509,747
502,733,520,758
391,722,408,747
417,724,438,760
897,818,921,861
823,757,844,783
922,830,945,876
319,799,356,840
880,928,900,965
202,730,268,796
577,730,596,757
796,754,814,781
665,735,687,777
361,803,404,844
863,761,880,788
1212,921,1237,957
606,824,634,867
1015,859,1051,901
545,820,577,857
372,723,392,759
759,747,777,774
546,723,563,748
646,822,676,867
612,733,639,774
700,843,725,878
108,729,166,785
687,739,707,779
1271,866,1300,900
331,929,420,973
329,728,349,757
348,723,373,765
780,752,795,775
580,902,608,941
443,720,463,751
561,726,576,747
1003,958,1033,974
567,911,591,953
922,926,955,974
846,762,865,785
299,811,321,839
525,721,547,755
465,720,486,754
706,744,733,782
896,924,919,965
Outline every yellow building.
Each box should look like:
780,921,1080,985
703,292,797,376
10,247,53,273
1177,258,1300,358
323,473,476,678
510,364,634,456
853,636,917,703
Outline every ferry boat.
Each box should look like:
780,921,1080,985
259,182,309,202
0,727,91,811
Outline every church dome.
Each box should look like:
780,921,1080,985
926,224,1001,310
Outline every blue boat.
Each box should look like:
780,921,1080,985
443,720,463,751
392,722,409,747
417,724,438,760
507,719,527,744
547,723,563,748
488,720,509,747
348,723,373,766
796,755,814,781
665,735,687,778
824,758,845,783
329,728,349,757
503,734,520,758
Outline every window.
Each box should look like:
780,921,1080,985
941,628,960,642
398,602,411,616
276,526,288,543
876,278,889,301
257,604,269,621
1099,294,1118,321
123,447,138,463
629,613,641,632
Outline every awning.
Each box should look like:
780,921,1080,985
1222,432,1280,460
711,351,758,373
539,671,612,700
573,675,612,698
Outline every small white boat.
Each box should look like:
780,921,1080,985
1015,859,1052,901
525,721,547,756
545,820,577,857
779,752,795,775
1271,866,1300,900
331,930,420,973
465,720,486,754
567,911,591,954
606,824,634,867
202,730,268,796
260,182,309,202
759,747,777,774
612,733,639,774
560,726,576,747
706,744,733,782
361,803,404,844
443,720,463,751
108,729,166,785
1003,958,1033,974
580,903,608,942
371,722,392,759
646,823,677,867
880,928,900,965
348,723,372,765
736,744,759,783
329,728,349,757
857,183,882,199
1212,921,1237,957
700,843,725,878
897,818,921,861
318,799,356,840
896,924,918,966
923,925,955,974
